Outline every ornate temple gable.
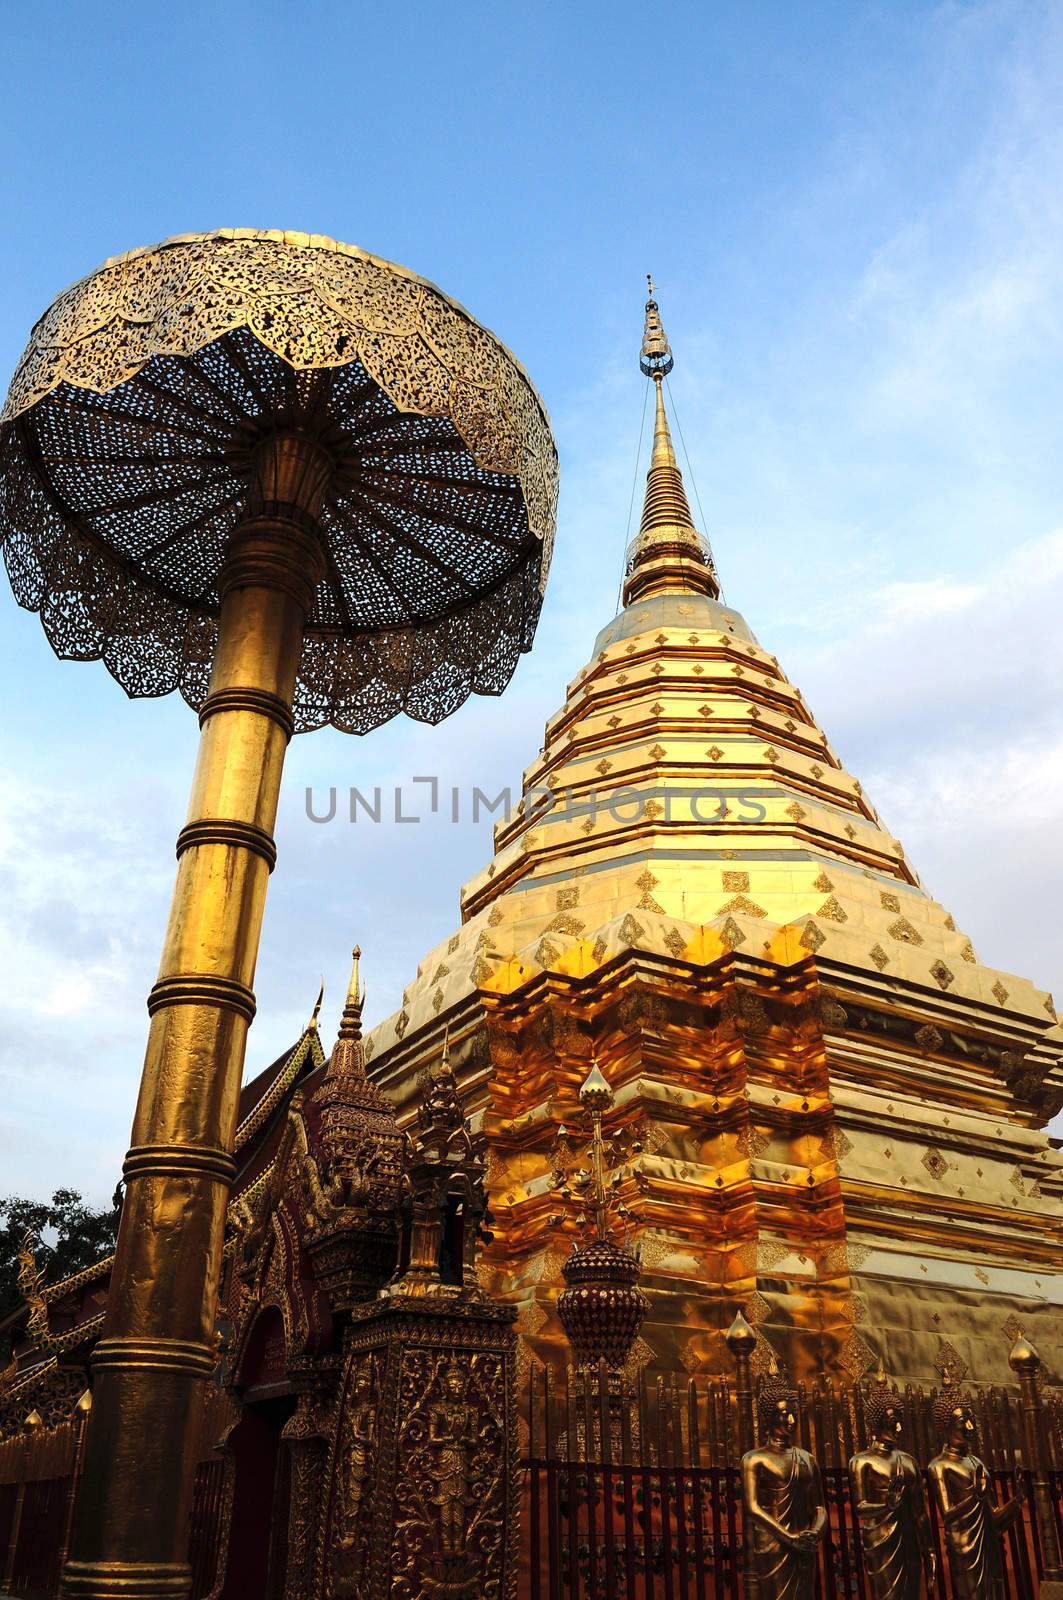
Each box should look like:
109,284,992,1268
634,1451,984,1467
234,1021,326,1159
0,1018,326,1437
231,955,411,1370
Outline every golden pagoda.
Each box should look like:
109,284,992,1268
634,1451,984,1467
368,284,1063,1386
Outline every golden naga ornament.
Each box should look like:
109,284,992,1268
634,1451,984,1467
740,1365,827,1600
849,1368,935,1599
927,1376,1026,1599
0,228,558,733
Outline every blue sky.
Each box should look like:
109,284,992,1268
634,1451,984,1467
1,0,1062,1200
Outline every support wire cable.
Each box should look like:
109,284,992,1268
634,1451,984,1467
616,375,650,615
663,371,724,603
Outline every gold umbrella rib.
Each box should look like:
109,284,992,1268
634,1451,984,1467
343,491,479,599
81,464,233,520
353,475,526,553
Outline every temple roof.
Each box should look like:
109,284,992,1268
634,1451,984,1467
368,290,1060,1071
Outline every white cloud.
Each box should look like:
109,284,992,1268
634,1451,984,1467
866,576,985,627
786,526,1063,1002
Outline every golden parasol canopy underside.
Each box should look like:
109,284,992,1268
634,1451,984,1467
0,230,559,733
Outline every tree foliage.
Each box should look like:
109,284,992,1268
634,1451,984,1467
0,1190,120,1321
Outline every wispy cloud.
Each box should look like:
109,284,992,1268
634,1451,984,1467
790,527,1063,997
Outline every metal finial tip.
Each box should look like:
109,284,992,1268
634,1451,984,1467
346,947,362,1001
724,1307,756,1355
873,1355,887,1385
308,976,325,1030
336,945,365,1042
640,280,673,379
1008,1331,1040,1373
76,1388,93,1414
579,1062,614,1111
24,1409,43,1429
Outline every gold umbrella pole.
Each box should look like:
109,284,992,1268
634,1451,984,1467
63,434,330,1600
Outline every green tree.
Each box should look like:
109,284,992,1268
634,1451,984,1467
0,1189,120,1321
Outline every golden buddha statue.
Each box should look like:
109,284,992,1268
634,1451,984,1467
741,1370,826,1599
849,1381,935,1599
927,1382,1025,1598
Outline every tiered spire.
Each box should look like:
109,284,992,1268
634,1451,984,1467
339,947,363,1039
623,278,719,606
326,946,367,1083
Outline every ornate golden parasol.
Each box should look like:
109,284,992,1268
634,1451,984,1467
2,228,556,731
0,229,557,1599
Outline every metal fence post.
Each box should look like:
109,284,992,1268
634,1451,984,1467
726,1312,759,1600
726,1310,756,1456
1009,1334,1063,1597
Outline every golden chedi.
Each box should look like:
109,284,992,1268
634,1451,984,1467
366,279,1063,1390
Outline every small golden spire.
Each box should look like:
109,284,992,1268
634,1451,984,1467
325,945,370,1086
337,946,364,1042
624,279,719,606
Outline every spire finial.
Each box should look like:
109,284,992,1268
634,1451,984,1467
640,276,674,380
624,280,719,606
337,946,364,1042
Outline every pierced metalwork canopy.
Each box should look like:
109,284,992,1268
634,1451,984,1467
0,230,558,732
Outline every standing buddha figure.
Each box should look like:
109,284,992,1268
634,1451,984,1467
741,1368,827,1599
428,1363,474,1556
927,1378,1025,1598
849,1375,935,1599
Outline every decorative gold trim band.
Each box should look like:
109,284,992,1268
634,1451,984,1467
176,818,278,871
198,685,296,740
91,1337,217,1379
123,1144,237,1184
242,499,322,540
61,1560,191,1597
146,973,257,1023
218,512,324,612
